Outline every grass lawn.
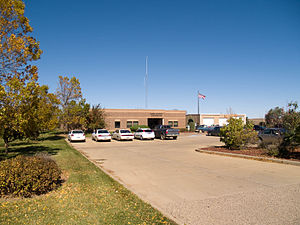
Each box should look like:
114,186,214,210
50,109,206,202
0,133,176,225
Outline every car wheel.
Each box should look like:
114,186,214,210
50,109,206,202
140,136,143,140
173,136,177,140
160,134,165,140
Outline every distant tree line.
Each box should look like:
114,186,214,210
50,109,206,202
264,102,300,155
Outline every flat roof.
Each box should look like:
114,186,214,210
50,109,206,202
187,113,246,116
104,108,186,113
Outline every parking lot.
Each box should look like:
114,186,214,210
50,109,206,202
71,133,300,225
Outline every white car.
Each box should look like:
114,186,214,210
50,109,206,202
134,128,155,140
92,129,111,142
68,130,86,142
112,129,134,141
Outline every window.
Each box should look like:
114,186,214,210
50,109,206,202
127,121,139,128
72,130,83,134
97,130,109,133
263,129,271,134
121,130,131,133
168,121,178,127
115,121,120,128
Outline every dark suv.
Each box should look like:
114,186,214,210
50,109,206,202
195,125,207,133
207,126,222,136
258,128,285,144
253,125,265,132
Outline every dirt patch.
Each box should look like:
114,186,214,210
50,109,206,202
200,146,300,162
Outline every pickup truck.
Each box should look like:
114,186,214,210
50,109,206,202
153,125,180,140
195,125,208,133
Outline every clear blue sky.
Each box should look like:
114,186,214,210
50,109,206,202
25,0,300,118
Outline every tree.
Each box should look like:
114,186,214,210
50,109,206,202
282,102,300,132
265,107,285,128
56,76,89,131
0,75,59,153
64,99,90,130
0,0,58,153
220,117,257,150
279,102,300,155
86,104,106,132
56,76,82,109
0,0,42,82
36,85,60,132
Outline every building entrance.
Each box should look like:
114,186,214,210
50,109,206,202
148,118,163,129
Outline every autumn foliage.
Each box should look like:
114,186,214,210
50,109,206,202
0,154,61,197
0,0,42,81
0,0,60,152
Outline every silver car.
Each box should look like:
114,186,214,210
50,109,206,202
112,129,134,141
134,128,155,140
92,129,111,142
68,130,86,142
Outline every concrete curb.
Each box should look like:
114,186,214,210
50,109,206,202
195,149,300,167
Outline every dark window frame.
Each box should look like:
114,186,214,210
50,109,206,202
115,121,120,128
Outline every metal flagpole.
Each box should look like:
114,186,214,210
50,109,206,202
145,56,148,109
197,91,200,115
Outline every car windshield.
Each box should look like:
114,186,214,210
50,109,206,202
263,129,272,134
72,130,83,134
162,125,171,129
98,130,109,133
120,130,131,133
140,129,152,132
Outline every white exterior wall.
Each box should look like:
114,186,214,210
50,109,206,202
200,114,247,126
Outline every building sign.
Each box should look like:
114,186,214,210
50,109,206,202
150,113,163,117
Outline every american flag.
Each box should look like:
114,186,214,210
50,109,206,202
198,93,206,100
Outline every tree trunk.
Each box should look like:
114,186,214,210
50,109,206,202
4,138,9,154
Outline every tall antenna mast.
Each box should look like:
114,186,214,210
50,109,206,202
145,56,148,109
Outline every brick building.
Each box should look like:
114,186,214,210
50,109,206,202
104,109,187,131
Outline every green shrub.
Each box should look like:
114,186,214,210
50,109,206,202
0,154,62,197
266,144,281,156
220,117,258,150
265,102,300,156
130,125,149,132
188,122,195,131
259,139,281,156
179,128,188,132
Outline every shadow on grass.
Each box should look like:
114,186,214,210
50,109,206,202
0,145,60,161
9,141,33,147
38,135,65,141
